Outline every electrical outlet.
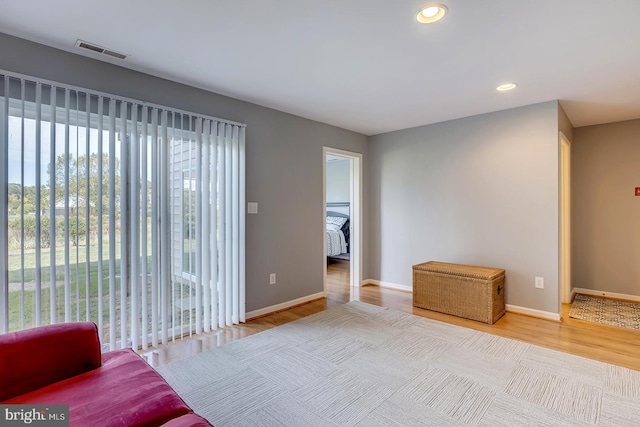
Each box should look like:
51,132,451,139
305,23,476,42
535,276,544,289
269,273,276,285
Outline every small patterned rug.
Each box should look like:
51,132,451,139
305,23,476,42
569,294,640,330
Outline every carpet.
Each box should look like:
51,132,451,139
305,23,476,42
570,294,640,330
157,301,640,426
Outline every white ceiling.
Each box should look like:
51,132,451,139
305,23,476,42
2,0,640,136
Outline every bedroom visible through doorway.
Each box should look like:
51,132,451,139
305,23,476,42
323,148,361,297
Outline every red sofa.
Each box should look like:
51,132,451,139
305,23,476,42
0,322,211,426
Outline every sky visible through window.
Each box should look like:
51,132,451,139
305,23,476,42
7,115,120,187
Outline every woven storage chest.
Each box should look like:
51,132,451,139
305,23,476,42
413,261,505,324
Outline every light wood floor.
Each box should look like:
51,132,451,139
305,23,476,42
141,260,640,371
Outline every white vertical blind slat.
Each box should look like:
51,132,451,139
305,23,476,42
209,122,218,330
119,102,128,349
195,117,203,335
224,124,233,326
130,104,139,351
85,94,91,321
151,108,159,348
0,77,8,333
19,81,25,330
141,106,149,350
217,123,226,328
49,86,57,325
63,89,71,323
178,115,186,337
108,99,117,351
231,125,239,324
35,83,43,327
185,115,192,336
97,96,104,343
160,110,169,346
74,92,80,322
202,120,211,333
169,112,176,342
239,126,246,322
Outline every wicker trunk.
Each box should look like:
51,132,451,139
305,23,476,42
413,261,505,324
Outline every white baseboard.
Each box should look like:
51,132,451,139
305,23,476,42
572,287,640,303
362,279,412,293
505,304,561,321
246,285,563,322
246,292,326,320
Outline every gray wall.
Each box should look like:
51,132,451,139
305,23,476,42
0,33,368,312
368,101,561,314
558,103,574,142
572,119,640,295
326,159,350,204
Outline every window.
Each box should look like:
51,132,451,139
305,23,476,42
0,72,245,350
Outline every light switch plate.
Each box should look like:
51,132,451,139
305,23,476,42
248,202,258,214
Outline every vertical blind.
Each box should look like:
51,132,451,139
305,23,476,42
0,71,246,351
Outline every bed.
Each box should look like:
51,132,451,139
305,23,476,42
326,210,350,258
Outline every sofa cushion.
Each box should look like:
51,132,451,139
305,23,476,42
6,349,191,427
160,413,212,426
0,322,102,401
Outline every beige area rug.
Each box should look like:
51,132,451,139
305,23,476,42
157,301,640,426
570,294,640,330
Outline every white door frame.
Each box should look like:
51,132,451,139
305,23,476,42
559,132,572,305
323,147,362,292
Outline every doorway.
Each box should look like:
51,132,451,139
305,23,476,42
560,132,572,305
322,147,362,298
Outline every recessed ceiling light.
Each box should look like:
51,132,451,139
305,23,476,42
496,83,518,92
416,4,447,24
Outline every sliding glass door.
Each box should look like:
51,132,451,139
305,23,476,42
0,72,245,351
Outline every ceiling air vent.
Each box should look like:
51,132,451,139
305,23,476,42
75,40,128,60
102,50,127,60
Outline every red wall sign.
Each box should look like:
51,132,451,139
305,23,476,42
636,187,640,196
